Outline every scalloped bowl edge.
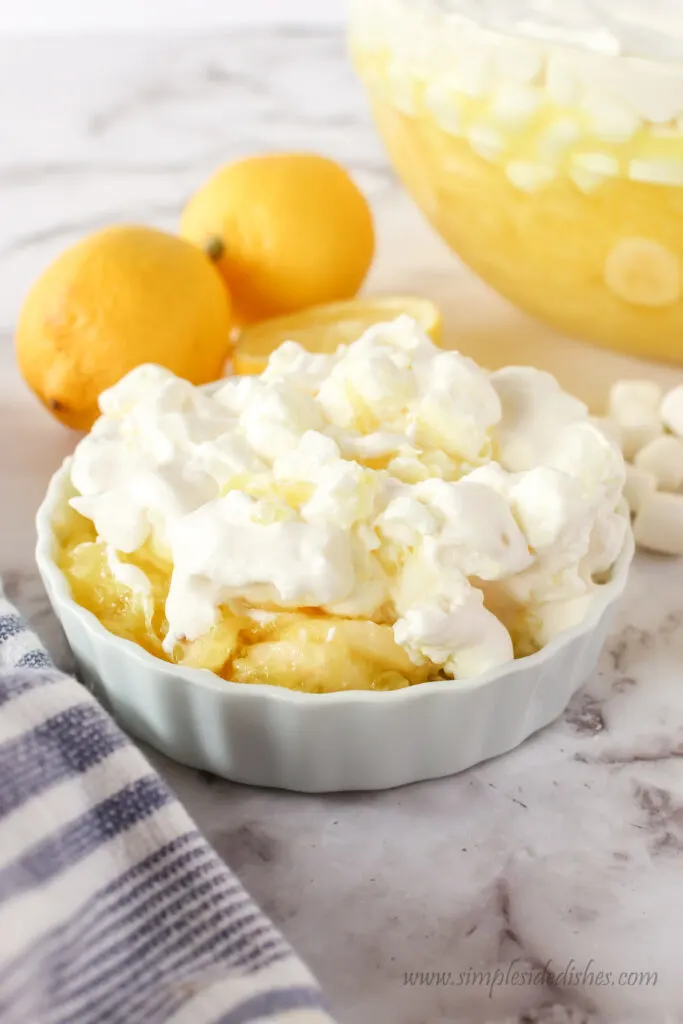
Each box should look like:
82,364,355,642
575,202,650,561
35,458,635,792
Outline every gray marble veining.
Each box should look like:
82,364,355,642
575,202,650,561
1,27,683,1024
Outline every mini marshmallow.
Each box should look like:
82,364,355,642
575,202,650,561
607,380,664,460
608,380,663,416
633,491,683,555
622,423,664,459
623,463,657,516
661,384,683,437
634,434,683,491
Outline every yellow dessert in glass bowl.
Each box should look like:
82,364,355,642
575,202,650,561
54,318,628,693
350,0,683,363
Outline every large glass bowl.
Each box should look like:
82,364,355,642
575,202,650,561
350,0,683,364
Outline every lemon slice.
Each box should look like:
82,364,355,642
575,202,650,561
604,237,681,308
231,296,442,375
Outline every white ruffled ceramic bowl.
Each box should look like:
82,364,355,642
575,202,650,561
36,459,634,793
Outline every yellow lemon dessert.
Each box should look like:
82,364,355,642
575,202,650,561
350,0,683,363
55,317,628,693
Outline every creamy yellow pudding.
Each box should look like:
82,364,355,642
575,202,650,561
56,503,432,691
56,319,628,692
350,0,683,363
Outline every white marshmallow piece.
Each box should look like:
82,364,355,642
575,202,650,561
467,124,505,162
628,159,683,186
583,93,640,143
545,55,577,106
505,161,556,193
634,435,683,491
539,118,581,161
633,492,683,555
570,168,606,194
423,79,462,136
572,152,620,178
623,464,657,516
607,380,664,460
491,83,542,131
661,384,683,437
454,51,493,98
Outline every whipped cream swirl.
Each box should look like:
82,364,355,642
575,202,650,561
432,0,683,61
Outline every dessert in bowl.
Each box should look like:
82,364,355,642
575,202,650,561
350,0,683,363
37,318,633,790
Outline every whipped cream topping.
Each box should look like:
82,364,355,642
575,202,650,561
415,0,683,62
68,317,627,679
352,0,683,193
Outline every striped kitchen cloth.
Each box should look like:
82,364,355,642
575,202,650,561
0,580,335,1024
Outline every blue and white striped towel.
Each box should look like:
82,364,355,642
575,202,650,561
0,580,335,1024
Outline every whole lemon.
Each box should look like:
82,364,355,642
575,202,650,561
16,225,233,431
180,153,375,325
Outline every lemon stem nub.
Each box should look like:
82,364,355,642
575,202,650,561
205,236,225,261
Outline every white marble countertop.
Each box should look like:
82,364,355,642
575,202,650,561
2,29,683,1024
